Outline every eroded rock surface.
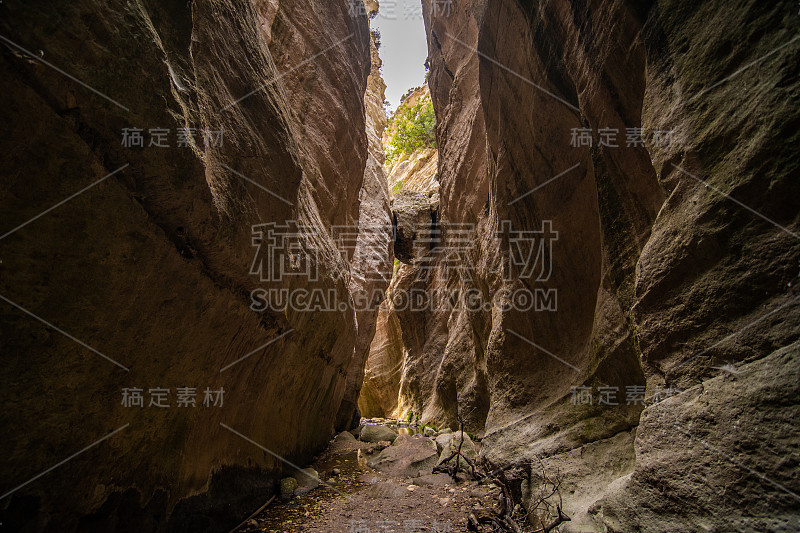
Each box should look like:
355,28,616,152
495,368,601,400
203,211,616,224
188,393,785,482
0,0,389,531
359,86,439,419
358,298,405,418
598,342,800,532
360,0,800,530
334,1,394,431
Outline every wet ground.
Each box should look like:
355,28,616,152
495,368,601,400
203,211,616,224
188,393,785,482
234,420,498,533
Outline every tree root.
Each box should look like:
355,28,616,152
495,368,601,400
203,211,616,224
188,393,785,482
439,408,571,532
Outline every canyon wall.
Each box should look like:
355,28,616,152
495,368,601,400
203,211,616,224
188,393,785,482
336,3,394,431
0,0,388,531
374,0,800,530
359,85,440,419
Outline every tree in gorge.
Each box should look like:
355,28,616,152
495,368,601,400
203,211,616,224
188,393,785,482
385,94,436,162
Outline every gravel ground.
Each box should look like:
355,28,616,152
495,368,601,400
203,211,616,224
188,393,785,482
238,426,499,532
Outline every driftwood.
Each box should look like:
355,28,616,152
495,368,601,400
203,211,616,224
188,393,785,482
468,463,571,533
468,507,524,533
536,507,571,533
467,474,526,533
434,408,571,533
524,458,570,532
433,411,481,481
433,448,479,480
227,494,275,533
478,461,529,484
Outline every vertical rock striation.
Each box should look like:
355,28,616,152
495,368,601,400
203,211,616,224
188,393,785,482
359,84,441,420
0,0,389,531
382,0,800,529
335,1,394,431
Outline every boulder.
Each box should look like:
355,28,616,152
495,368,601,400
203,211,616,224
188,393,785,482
391,189,439,264
280,477,298,499
436,431,477,464
367,434,438,477
360,424,398,443
434,432,453,454
291,468,319,496
335,430,357,442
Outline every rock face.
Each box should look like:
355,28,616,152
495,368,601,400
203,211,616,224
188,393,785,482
333,0,394,431
392,189,439,264
597,342,800,532
386,147,438,194
366,434,439,478
0,1,388,531
359,86,439,419
383,86,439,195
362,0,800,530
358,298,405,418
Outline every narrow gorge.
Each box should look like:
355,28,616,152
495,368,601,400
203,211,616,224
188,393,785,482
0,1,798,532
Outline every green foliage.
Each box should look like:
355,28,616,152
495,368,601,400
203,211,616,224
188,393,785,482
406,410,414,423
399,87,415,104
385,96,436,162
392,180,404,193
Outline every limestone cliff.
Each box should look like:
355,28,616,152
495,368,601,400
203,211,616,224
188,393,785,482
359,84,439,419
0,0,389,531
375,0,800,530
335,2,394,431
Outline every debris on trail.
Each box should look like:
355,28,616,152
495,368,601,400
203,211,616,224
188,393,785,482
231,418,571,533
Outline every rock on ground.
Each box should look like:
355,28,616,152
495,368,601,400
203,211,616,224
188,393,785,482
359,425,398,443
335,431,357,443
280,478,298,499
292,468,320,497
367,434,438,478
436,431,477,465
